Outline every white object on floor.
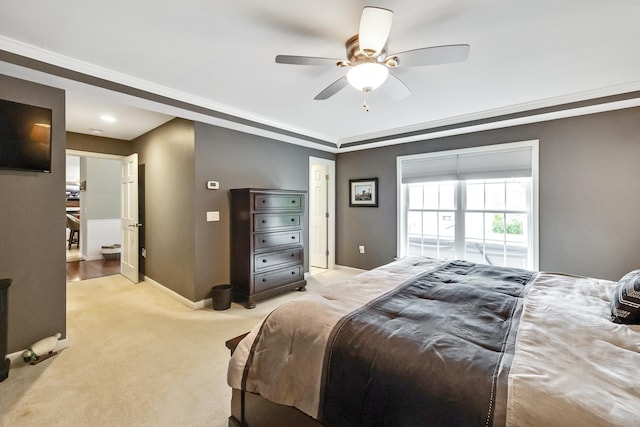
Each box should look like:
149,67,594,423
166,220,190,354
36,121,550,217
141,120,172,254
22,333,62,363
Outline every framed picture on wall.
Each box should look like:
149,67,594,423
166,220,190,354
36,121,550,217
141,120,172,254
349,178,378,207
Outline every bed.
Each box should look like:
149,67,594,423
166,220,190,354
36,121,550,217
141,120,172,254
227,256,640,426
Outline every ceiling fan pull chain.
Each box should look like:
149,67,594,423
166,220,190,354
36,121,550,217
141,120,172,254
363,92,370,112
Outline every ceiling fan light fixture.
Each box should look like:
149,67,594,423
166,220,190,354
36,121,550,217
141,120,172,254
275,6,470,102
347,62,389,92
358,7,393,57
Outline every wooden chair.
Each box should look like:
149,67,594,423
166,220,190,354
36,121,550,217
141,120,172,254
66,214,80,249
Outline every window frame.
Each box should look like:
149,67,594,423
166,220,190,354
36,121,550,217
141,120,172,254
405,181,458,260
397,140,539,270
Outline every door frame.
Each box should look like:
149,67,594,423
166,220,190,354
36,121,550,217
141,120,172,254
308,156,336,271
66,149,135,280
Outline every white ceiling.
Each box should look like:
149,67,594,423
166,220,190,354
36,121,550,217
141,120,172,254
1,0,639,151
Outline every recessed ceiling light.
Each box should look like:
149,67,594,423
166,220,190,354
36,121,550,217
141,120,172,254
100,114,117,123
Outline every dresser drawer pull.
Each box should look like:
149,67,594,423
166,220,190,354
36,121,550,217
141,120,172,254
262,259,267,263
262,239,267,243
262,278,267,282
291,271,296,275
291,236,295,240
262,220,266,223
291,253,295,257
291,218,295,222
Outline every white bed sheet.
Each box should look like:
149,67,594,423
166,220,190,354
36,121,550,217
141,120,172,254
507,272,640,426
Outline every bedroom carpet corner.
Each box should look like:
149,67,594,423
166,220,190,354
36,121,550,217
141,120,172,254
0,269,357,427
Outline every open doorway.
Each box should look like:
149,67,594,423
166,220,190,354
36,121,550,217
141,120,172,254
65,150,126,281
308,157,336,275
65,155,82,262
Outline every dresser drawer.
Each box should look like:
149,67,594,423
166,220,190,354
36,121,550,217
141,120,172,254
254,230,301,250
254,248,302,271
254,194,303,211
254,266,303,293
254,213,301,231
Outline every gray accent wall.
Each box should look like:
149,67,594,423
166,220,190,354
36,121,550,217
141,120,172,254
132,118,196,300
66,131,132,156
0,75,66,352
192,124,334,301
132,119,334,302
82,157,121,220
336,107,640,281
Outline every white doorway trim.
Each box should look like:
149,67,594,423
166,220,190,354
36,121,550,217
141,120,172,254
308,156,336,271
65,149,138,281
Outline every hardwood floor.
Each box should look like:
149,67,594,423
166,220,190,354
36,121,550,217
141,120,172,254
66,259,121,282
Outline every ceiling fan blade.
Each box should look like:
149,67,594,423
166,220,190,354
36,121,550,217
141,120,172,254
358,7,393,56
276,55,342,66
314,77,349,100
391,44,470,67
383,73,411,100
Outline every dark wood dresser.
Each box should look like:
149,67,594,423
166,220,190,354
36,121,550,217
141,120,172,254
230,188,307,308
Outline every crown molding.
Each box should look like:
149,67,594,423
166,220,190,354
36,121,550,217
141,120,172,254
0,36,339,151
338,83,640,152
2,35,639,155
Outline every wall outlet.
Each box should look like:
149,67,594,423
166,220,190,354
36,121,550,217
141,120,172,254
358,245,365,254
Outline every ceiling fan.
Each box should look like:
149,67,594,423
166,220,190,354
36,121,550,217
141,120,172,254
276,6,470,108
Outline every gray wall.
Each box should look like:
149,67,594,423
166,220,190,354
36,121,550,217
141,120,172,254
132,120,334,302
336,107,640,281
67,131,132,156
193,124,334,301
82,157,121,220
132,118,196,300
0,75,67,352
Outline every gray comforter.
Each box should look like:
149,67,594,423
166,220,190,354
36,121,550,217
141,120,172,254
228,257,640,426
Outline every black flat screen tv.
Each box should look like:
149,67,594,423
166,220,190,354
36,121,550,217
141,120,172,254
0,98,52,173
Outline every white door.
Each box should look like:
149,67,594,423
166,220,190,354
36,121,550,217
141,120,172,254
121,153,139,283
310,163,329,268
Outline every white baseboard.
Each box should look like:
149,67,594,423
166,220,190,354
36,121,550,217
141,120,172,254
7,337,71,363
142,269,363,310
334,264,367,274
143,276,211,310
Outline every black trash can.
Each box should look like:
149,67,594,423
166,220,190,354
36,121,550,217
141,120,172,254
211,284,232,311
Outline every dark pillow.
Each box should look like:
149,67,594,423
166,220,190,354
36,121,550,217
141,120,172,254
611,270,640,324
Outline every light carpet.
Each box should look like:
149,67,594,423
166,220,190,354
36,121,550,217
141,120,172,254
0,268,359,427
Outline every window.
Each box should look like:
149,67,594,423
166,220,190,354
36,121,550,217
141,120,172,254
398,141,538,270
407,181,456,260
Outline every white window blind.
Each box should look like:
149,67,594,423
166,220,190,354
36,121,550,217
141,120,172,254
396,140,539,270
400,145,533,183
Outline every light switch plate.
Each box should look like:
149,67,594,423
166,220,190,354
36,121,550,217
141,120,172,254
207,211,220,222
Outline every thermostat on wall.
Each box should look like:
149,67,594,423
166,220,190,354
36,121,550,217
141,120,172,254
206,181,220,190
